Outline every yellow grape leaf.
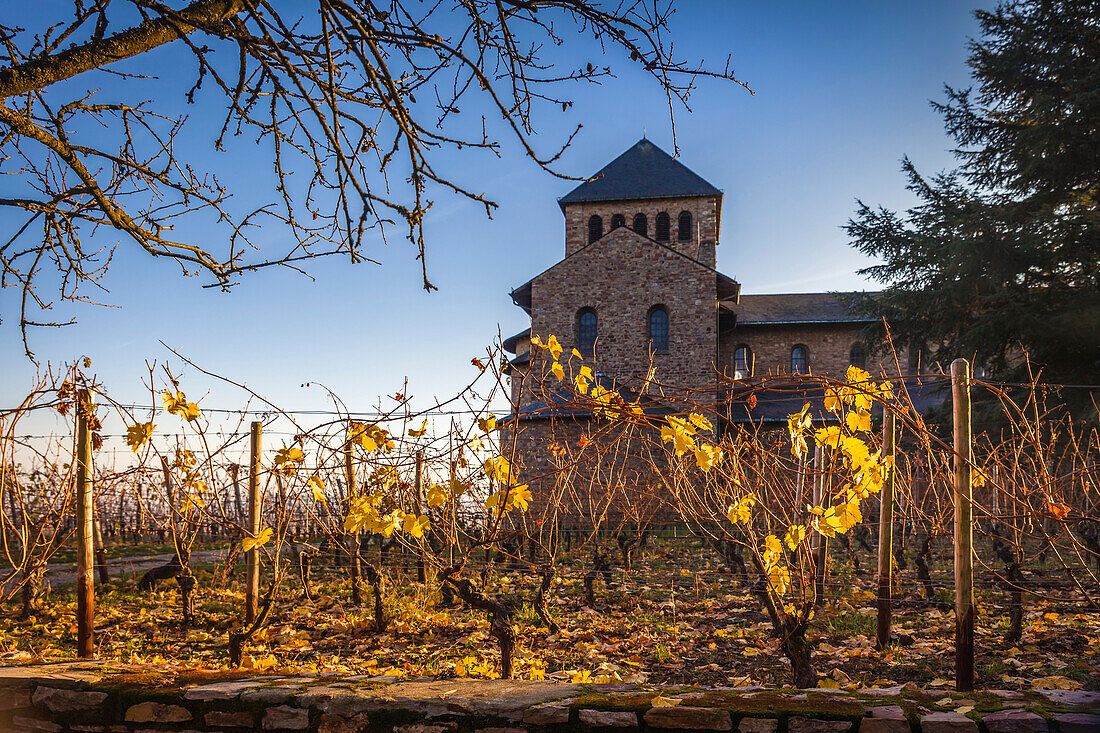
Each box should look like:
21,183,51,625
693,443,723,472
483,455,512,483
726,495,756,525
478,415,497,433
408,419,428,437
846,364,872,385
510,484,532,511
688,412,714,432
426,484,449,508
308,476,325,503
125,422,155,453
274,446,304,467
845,409,871,433
574,365,593,395
784,524,807,550
551,361,565,381
545,334,563,361
162,391,202,422
571,348,582,359
242,526,273,552
571,670,593,683
402,513,431,539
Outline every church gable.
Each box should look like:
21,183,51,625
528,226,718,390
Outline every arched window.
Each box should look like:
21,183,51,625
577,308,597,356
610,213,625,230
587,215,603,244
849,342,867,369
633,213,648,237
655,212,670,241
733,345,752,379
677,211,693,241
648,306,669,353
791,345,809,374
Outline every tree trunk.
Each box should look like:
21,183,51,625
534,564,559,633
915,533,935,601
363,563,386,632
782,624,817,688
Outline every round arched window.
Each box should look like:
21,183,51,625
633,213,648,237
655,212,670,241
791,345,809,374
587,215,603,244
577,308,597,355
849,342,867,369
610,213,625,230
733,345,752,379
648,306,669,353
677,211,693,241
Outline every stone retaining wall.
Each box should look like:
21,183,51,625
1,663,1097,733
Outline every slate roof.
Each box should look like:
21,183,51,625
558,138,722,209
724,376,949,425
502,328,530,354
731,292,877,326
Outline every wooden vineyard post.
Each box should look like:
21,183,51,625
75,407,95,658
344,439,362,605
952,358,975,692
415,451,427,583
811,445,826,606
876,410,895,649
93,509,109,584
246,421,262,624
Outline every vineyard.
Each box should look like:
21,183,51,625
1,347,1098,694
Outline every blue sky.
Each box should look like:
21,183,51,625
1,1,992,440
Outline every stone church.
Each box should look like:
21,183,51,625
502,139,917,425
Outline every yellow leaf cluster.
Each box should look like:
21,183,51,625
242,526,273,552
408,419,428,437
486,484,532,514
162,391,201,422
274,446,304,474
787,403,812,459
726,495,756,525
483,455,512,484
349,422,394,453
308,475,326,503
125,422,155,453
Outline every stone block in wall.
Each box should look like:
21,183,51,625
578,709,638,727
787,717,853,732
980,709,1047,733
206,710,256,728
523,698,573,725
263,705,310,730
124,701,192,723
644,705,732,731
30,686,107,713
918,712,978,733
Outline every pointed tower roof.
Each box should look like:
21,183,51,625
558,138,721,210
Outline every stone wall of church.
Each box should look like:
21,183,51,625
718,324,911,379
562,194,720,265
529,226,718,401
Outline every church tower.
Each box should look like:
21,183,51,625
505,139,739,404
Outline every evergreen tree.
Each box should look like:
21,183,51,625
845,0,1100,420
